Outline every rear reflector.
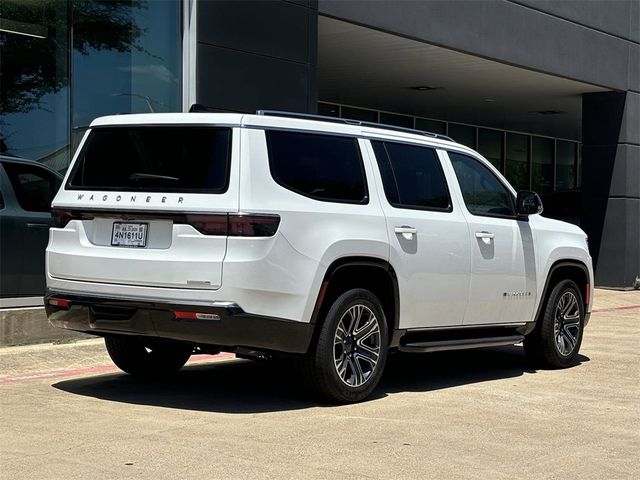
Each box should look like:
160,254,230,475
48,298,70,308
585,283,590,305
173,310,221,321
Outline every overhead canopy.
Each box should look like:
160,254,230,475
318,16,610,140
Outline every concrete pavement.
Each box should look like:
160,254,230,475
1,289,638,479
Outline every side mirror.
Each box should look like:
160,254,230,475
516,191,543,217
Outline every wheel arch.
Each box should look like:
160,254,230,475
310,257,400,344
534,260,591,326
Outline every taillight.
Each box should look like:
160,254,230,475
52,208,74,228
185,214,228,235
229,214,280,237
185,213,280,237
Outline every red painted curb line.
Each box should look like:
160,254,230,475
0,352,235,385
591,304,640,313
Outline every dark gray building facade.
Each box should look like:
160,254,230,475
194,0,639,289
1,0,638,298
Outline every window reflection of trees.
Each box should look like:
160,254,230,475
0,0,148,161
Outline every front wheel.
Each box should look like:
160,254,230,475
524,279,584,368
105,335,193,378
303,288,388,403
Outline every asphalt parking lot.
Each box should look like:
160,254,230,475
1,289,638,480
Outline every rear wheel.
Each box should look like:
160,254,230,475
524,279,584,368
304,288,388,403
104,335,193,378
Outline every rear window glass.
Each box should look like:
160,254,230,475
265,130,368,204
68,127,231,193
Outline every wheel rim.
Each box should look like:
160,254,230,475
553,291,581,356
333,304,381,388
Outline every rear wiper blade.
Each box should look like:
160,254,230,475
129,173,179,183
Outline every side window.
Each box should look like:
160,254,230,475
266,130,368,204
371,140,451,211
2,162,62,213
449,152,515,217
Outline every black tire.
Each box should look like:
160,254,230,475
104,335,193,378
303,288,388,403
524,279,584,368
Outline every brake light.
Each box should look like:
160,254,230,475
229,214,280,237
185,214,228,235
185,213,280,237
52,208,74,228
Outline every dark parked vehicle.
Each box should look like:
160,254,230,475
0,156,62,298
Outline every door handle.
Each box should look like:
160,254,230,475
394,226,418,234
475,231,495,239
26,223,50,229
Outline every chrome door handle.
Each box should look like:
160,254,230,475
394,226,417,234
26,223,50,229
475,231,495,239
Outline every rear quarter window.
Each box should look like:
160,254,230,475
68,127,231,193
265,130,368,204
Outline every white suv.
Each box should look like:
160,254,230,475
45,110,593,402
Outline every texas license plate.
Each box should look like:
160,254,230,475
111,222,148,247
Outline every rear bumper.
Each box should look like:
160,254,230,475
44,291,313,354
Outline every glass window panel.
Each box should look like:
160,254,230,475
318,102,340,118
266,130,367,203
449,152,514,217
577,144,582,188
340,106,378,123
448,124,476,149
69,127,232,193
3,162,62,212
379,112,413,128
71,0,182,149
505,133,530,191
556,141,577,191
477,129,503,170
0,0,70,171
532,137,554,195
371,141,451,210
415,118,446,135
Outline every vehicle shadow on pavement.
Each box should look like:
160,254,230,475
53,346,589,414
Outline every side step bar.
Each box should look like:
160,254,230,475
399,335,524,353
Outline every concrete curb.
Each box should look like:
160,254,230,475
0,307,90,347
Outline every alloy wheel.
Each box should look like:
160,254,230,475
553,291,581,356
333,304,381,387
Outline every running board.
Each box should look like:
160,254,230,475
399,335,524,353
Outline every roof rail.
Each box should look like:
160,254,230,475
255,109,454,142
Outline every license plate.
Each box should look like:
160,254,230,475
111,222,148,247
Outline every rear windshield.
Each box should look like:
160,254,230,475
68,127,231,193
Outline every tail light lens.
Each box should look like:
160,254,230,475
185,214,228,235
185,213,280,237
229,214,280,237
52,208,74,228
51,209,280,237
